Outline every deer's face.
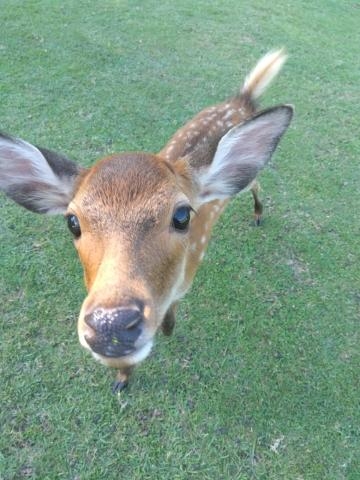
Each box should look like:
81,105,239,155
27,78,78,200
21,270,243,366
68,153,196,368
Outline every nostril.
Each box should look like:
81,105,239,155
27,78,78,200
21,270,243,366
122,309,142,330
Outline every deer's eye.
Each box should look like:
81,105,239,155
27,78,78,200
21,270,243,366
172,206,191,232
67,214,81,238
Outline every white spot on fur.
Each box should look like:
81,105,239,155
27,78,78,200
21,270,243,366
190,243,197,252
223,109,235,120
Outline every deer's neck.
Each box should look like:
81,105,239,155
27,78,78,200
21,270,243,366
159,98,254,169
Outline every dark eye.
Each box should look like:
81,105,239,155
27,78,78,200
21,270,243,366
172,205,191,232
67,214,81,238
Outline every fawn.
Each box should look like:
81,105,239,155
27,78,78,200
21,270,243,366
0,50,292,391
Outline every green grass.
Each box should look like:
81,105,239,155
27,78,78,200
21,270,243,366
1,1,360,478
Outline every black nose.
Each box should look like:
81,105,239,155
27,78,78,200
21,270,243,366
84,305,143,357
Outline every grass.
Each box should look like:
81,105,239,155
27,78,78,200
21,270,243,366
1,0,359,478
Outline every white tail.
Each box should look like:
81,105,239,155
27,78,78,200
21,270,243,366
242,48,288,99
0,50,293,391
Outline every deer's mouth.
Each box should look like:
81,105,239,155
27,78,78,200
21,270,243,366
79,319,154,365
90,340,153,368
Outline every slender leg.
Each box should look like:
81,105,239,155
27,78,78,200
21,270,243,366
161,303,177,336
251,180,263,226
112,366,134,393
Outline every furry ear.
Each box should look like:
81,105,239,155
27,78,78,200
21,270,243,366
196,105,293,204
0,133,82,214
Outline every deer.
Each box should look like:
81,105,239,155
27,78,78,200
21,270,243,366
0,50,293,392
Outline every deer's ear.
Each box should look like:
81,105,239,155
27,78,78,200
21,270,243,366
196,105,293,205
0,133,82,214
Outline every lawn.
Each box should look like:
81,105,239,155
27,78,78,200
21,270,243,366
1,1,359,479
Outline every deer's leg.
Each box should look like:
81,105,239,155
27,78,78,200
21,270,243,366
161,304,177,336
251,180,263,226
112,366,134,393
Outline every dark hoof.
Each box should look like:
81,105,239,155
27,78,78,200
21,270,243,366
254,215,262,227
112,380,128,394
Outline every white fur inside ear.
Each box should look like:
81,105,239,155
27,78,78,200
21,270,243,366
1,136,59,187
0,135,75,213
197,106,293,204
